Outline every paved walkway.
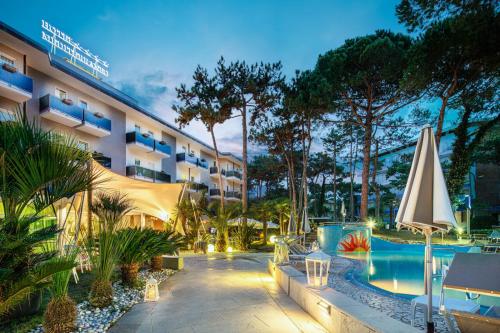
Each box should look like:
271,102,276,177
110,253,327,333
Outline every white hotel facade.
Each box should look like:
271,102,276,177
0,21,243,202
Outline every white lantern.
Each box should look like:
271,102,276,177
144,277,159,302
273,238,289,265
305,250,331,289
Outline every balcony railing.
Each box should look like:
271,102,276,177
226,191,242,199
226,170,242,180
209,166,226,176
209,188,222,197
154,140,172,156
0,64,33,102
92,152,111,169
126,131,155,150
176,153,208,169
177,180,209,192
83,110,111,132
126,165,171,183
39,94,83,123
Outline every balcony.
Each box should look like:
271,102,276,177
226,170,242,182
39,94,83,127
176,153,208,169
77,110,111,137
0,64,33,103
177,180,209,193
126,165,171,183
92,152,111,169
226,191,242,201
151,140,171,158
126,131,154,153
209,166,226,178
209,188,222,198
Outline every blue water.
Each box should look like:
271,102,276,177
318,225,499,307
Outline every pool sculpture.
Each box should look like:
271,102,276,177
337,232,371,252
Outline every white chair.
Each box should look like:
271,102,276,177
410,265,480,328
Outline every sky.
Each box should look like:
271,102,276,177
0,0,406,156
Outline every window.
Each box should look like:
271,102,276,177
148,130,154,139
134,124,141,133
0,53,15,67
55,88,67,100
79,99,88,110
191,176,195,182
135,159,141,166
78,141,88,151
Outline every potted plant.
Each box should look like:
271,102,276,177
62,98,73,105
2,63,17,73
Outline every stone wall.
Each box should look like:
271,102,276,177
268,260,420,333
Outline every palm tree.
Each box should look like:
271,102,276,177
0,112,97,316
88,192,133,307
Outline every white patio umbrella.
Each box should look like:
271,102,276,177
302,210,311,234
340,199,346,223
395,125,457,333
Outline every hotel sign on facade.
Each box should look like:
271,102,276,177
41,19,109,78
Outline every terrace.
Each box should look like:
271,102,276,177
0,62,33,102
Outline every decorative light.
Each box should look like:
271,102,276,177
366,218,376,229
207,244,215,253
305,250,331,289
273,238,289,265
227,246,233,253
457,227,463,235
144,277,159,302
269,235,277,244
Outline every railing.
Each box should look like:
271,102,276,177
209,188,222,196
126,165,171,183
209,166,226,176
0,64,33,94
126,131,155,149
226,191,242,199
176,180,209,192
83,110,111,132
39,94,83,121
154,140,171,156
92,152,111,168
226,170,242,180
176,152,208,169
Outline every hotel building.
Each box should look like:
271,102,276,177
0,21,243,204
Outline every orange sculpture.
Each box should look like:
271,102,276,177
338,232,370,252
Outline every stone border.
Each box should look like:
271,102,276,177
268,260,420,333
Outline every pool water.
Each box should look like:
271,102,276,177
341,250,499,308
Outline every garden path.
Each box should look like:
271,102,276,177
109,252,327,333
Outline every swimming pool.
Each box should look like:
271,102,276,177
318,225,499,307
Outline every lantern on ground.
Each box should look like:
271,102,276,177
144,277,159,302
273,238,289,265
305,250,331,289
207,243,215,253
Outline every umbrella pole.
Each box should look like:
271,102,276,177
425,229,434,333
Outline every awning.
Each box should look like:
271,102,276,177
93,161,184,222
443,253,500,297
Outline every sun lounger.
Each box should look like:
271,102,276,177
452,310,500,333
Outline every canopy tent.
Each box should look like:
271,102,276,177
396,125,457,333
93,161,184,226
227,218,279,229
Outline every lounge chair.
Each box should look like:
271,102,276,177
410,265,480,328
452,310,500,333
288,240,313,261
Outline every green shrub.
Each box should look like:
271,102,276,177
471,215,497,229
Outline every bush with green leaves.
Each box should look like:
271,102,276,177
0,112,96,316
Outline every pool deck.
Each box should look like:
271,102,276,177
109,253,327,333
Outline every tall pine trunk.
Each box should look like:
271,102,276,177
210,128,225,210
360,116,373,221
332,142,337,220
241,108,248,228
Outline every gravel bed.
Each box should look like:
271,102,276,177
30,269,175,333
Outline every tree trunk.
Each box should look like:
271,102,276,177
332,143,337,220
349,128,355,221
241,108,248,227
435,96,449,148
372,140,380,220
210,128,224,210
360,117,373,221
263,220,268,245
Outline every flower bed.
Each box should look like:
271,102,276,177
29,269,175,333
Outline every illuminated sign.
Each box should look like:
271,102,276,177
41,19,109,78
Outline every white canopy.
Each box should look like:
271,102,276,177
227,218,279,229
93,161,184,222
396,125,457,233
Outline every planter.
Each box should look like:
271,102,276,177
161,256,184,270
9,290,42,318
2,63,17,73
62,98,73,105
